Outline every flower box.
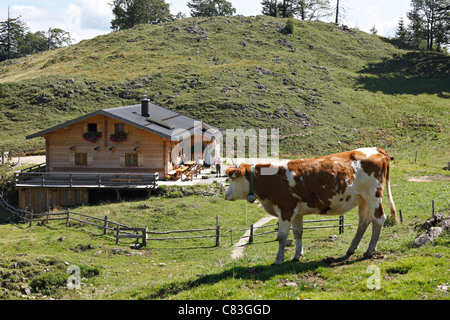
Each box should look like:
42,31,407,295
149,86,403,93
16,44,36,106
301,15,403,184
110,132,128,143
83,131,103,143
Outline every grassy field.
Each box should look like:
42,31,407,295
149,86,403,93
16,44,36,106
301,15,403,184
0,159,448,301
0,16,448,160
0,15,449,302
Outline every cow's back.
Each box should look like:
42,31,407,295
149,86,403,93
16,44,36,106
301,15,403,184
253,148,390,221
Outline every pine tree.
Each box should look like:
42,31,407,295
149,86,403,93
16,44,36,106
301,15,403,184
0,9,28,60
395,17,410,47
407,0,449,51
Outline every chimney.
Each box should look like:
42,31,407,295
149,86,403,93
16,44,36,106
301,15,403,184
141,96,149,117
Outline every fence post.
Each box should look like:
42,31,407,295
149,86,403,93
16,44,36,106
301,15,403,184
115,226,120,245
432,200,435,217
215,224,220,246
66,209,70,227
29,210,33,227
103,215,108,235
249,224,254,243
143,226,148,247
47,207,50,224
339,215,344,234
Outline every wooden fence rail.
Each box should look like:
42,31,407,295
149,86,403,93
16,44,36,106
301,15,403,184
19,209,349,247
1,191,350,248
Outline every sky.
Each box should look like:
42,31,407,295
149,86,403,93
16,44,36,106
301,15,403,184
0,0,412,43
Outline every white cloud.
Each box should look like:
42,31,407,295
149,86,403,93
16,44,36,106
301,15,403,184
2,0,413,42
3,1,113,43
64,0,113,42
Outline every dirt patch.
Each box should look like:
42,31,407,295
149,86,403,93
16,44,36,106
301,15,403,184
10,156,46,167
407,175,450,183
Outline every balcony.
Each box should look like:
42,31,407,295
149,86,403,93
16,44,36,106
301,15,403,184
14,165,159,189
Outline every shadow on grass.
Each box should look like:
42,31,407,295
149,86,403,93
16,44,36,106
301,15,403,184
141,254,365,299
356,51,450,96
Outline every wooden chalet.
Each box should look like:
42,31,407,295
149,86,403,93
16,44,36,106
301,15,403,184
15,98,221,212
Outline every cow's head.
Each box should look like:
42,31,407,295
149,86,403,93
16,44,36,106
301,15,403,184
225,164,250,201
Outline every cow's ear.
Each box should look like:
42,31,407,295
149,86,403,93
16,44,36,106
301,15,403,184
226,167,243,179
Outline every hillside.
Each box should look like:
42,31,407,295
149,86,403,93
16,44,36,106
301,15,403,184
0,15,449,160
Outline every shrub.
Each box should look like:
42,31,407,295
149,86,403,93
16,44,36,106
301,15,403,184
285,18,294,34
385,262,412,275
80,265,101,278
30,272,68,295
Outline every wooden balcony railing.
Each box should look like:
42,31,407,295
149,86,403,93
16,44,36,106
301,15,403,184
14,171,159,189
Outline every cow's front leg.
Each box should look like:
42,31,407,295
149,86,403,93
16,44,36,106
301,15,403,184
292,215,303,262
273,219,291,266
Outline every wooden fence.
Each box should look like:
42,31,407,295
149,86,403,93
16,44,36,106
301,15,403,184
1,191,350,248
18,209,349,247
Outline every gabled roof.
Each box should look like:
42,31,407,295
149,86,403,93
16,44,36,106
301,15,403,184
26,101,222,141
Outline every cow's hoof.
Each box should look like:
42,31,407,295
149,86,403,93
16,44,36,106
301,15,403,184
271,262,282,267
292,257,301,262
363,252,374,259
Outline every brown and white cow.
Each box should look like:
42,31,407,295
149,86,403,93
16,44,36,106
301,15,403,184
225,147,399,266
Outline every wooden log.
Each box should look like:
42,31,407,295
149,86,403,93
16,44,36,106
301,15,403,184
143,226,148,247
66,209,70,227
215,224,220,246
103,215,108,235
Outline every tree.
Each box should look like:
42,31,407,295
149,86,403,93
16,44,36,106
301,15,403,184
0,9,72,61
0,11,28,60
407,0,449,51
187,0,236,17
261,0,295,18
261,0,279,17
46,28,72,50
261,0,331,20
19,31,47,55
110,0,172,30
334,0,346,24
394,16,411,47
297,0,331,20
434,2,450,49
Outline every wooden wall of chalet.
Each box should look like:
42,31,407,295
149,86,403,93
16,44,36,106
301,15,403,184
18,187,88,212
44,115,170,175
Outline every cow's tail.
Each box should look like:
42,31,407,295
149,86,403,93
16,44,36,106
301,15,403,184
385,154,399,224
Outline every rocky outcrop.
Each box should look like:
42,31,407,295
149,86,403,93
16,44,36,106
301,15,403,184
413,214,449,247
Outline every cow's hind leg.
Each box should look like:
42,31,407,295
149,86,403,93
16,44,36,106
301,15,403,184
273,219,291,266
292,215,304,262
346,200,371,257
364,203,386,259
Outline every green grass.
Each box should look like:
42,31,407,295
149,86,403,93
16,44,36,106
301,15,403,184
0,163,448,300
0,16,448,161
0,15,449,301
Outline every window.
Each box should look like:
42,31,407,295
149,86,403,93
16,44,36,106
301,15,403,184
115,124,125,134
125,153,138,166
75,153,87,165
87,123,97,132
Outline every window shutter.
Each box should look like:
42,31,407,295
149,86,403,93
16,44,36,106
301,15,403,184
120,154,125,166
138,154,143,166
